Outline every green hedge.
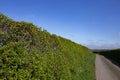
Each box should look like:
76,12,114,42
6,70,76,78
99,49,120,63
0,13,95,80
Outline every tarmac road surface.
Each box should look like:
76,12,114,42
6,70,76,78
95,54,120,80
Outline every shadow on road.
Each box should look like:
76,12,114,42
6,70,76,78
100,54,120,68
95,53,120,68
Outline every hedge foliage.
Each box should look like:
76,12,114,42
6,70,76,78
99,49,120,64
0,13,95,80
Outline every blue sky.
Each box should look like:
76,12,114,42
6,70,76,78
0,0,120,49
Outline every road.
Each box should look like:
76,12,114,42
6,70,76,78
95,54,120,80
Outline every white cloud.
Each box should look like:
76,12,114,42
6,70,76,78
118,32,120,37
84,40,120,49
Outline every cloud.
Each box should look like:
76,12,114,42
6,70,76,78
84,40,120,49
118,32,120,37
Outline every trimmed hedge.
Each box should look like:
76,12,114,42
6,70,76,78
0,13,95,80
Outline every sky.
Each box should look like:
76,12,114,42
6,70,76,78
0,0,120,49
